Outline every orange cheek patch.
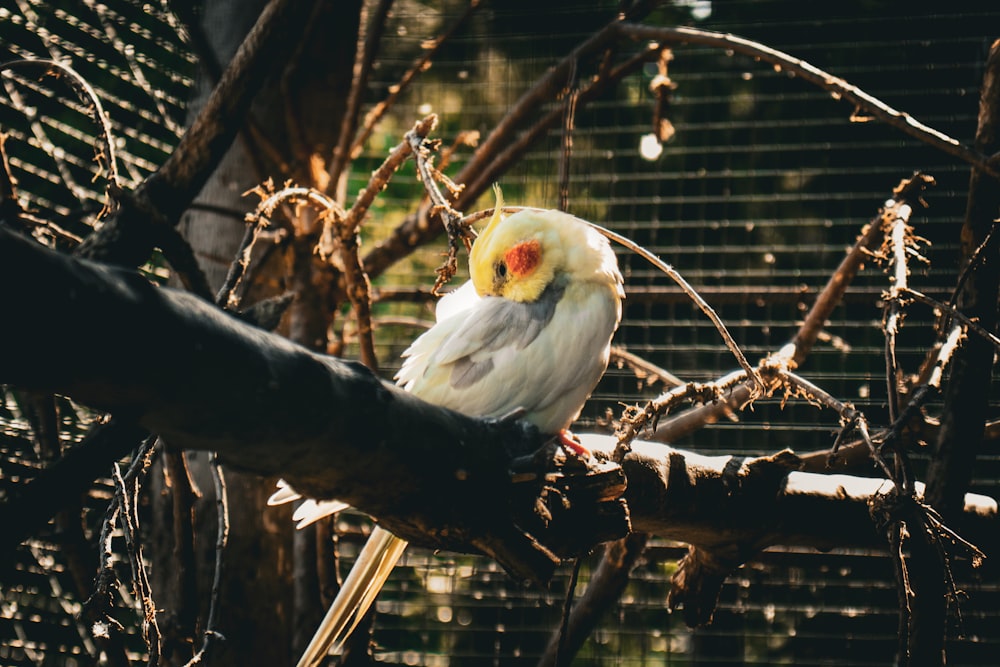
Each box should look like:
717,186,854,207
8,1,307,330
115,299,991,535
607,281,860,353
504,239,541,277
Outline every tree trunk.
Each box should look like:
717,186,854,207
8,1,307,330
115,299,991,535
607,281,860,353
150,1,362,664
917,39,1000,667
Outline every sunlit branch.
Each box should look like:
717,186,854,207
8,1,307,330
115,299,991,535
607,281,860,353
882,197,918,422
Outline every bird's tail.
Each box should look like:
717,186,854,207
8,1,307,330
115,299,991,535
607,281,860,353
296,526,409,667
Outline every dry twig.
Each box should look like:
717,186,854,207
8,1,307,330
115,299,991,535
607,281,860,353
327,0,394,201
182,454,229,666
112,463,162,664
83,435,160,664
0,59,121,193
405,117,475,294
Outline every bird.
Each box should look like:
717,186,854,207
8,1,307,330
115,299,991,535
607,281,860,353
273,187,624,665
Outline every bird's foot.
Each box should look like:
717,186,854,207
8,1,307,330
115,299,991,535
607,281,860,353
556,429,591,459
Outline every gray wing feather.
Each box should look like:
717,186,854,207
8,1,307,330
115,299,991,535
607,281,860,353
447,282,563,388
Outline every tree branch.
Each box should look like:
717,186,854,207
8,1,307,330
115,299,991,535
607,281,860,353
73,0,314,267
614,24,1000,182
0,224,625,583
3,221,995,593
649,174,934,444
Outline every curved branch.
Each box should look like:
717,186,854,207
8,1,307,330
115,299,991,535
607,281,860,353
0,58,121,194
613,24,1000,182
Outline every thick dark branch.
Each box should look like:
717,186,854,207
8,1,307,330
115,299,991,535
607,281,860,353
0,225,624,583
927,38,1000,519
582,435,997,629
912,37,1000,667
2,226,994,589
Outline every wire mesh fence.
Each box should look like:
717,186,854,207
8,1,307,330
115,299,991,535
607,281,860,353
1,0,998,665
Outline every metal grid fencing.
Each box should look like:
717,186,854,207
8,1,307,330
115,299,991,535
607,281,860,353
354,1,1000,664
1,0,999,665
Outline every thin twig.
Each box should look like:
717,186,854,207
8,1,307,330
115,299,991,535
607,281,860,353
760,359,897,481
0,58,121,214
111,451,162,664
921,502,986,567
405,117,474,293
593,223,765,396
887,519,912,663
327,0,394,202
901,287,1000,350
554,559,582,667
82,435,159,658
557,58,579,213
182,454,229,666
949,223,999,309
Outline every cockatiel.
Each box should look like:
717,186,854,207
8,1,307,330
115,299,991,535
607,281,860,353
279,188,624,666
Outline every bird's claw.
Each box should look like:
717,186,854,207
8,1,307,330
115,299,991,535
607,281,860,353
556,429,591,459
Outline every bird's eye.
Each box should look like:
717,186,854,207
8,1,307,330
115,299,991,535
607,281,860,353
495,261,508,280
